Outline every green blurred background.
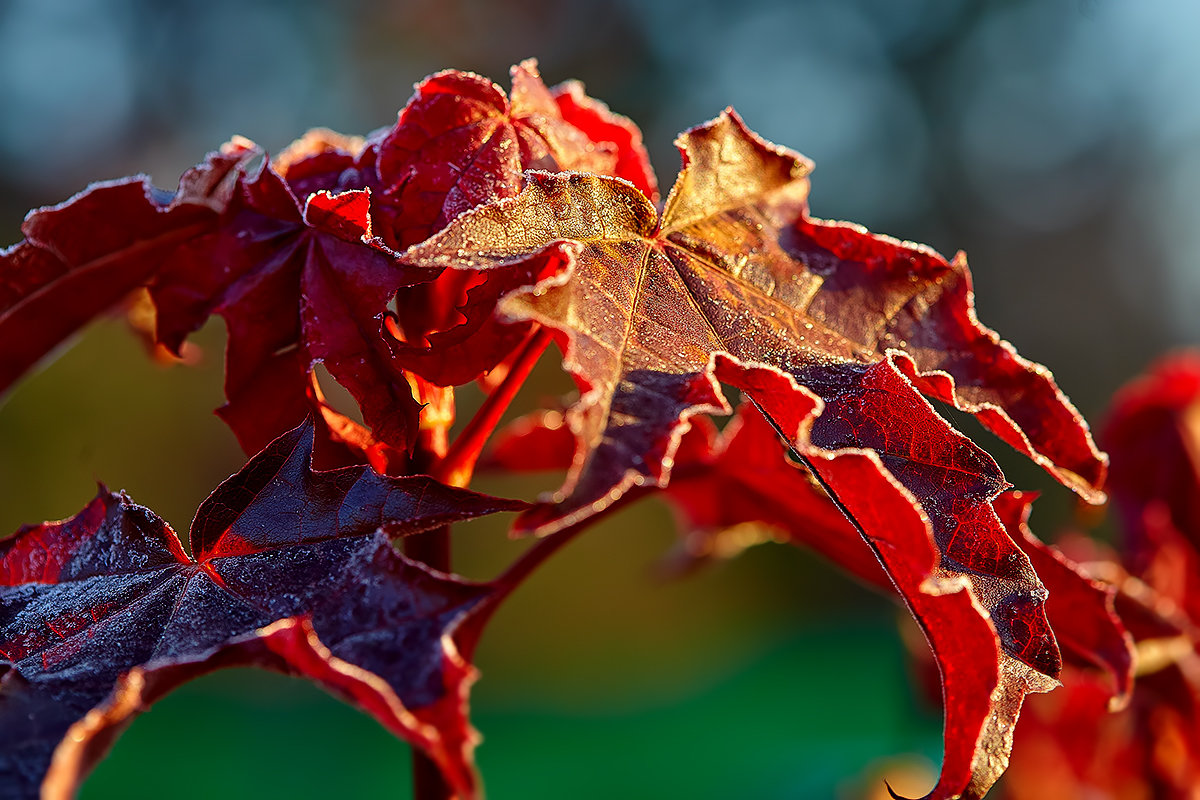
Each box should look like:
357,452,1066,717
2,0,1199,796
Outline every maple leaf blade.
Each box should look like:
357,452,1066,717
402,112,1115,796
0,144,251,396
710,354,1059,800
0,129,432,455
405,110,1106,541
1,423,526,799
373,59,633,252
399,170,658,274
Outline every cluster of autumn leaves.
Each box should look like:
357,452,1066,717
1,60,1198,799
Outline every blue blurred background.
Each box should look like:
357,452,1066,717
1,0,1198,797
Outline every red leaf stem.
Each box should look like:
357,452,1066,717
434,326,553,488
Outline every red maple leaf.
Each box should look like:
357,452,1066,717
694,358,1121,799
403,109,1107,798
0,423,525,799
0,141,253,397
